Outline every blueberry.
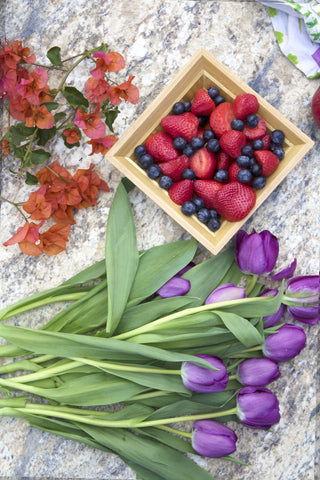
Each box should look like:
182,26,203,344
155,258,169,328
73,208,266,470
173,136,187,150
182,168,196,180
252,138,264,150
241,145,254,157
134,144,146,157
271,146,285,160
208,87,220,99
231,119,245,131
172,102,185,115
181,201,197,216
237,169,253,184
207,217,221,231
215,169,229,183
192,197,205,211
270,129,285,145
207,138,220,153
190,136,205,150
250,162,262,176
197,208,211,223
183,144,195,157
138,153,154,169
246,114,259,128
236,155,251,168
252,176,266,189
147,164,162,179
209,209,219,219
198,116,208,127
214,95,226,106
159,175,173,189
183,100,192,112
203,129,215,142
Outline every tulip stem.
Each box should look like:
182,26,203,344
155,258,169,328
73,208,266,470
227,359,243,372
229,345,262,358
245,274,258,296
156,425,192,439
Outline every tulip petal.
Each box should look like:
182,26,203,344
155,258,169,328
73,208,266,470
205,283,246,304
269,258,297,280
156,277,190,298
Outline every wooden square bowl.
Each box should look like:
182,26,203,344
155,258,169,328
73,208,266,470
106,48,314,255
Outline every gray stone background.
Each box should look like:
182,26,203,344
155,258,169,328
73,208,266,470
0,1,319,479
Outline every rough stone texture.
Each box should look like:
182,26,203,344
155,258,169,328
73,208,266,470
0,1,319,479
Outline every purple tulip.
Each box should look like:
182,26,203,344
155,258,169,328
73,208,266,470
235,229,279,276
269,258,297,280
236,386,280,430
260,289,286,328
192,420,237,458
205,283,246,304
262,324,306,362
237,358,281,387
156,263,194,298
285,275,319,325
181,354,229,393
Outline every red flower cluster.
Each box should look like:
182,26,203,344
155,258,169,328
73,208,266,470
3,161,109,256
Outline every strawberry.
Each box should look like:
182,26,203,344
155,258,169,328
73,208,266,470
228,161,242,182
217,151,232,171
161,112,199,142
243,117,267,140
233,93,259,120
254,150,279,176
191,88,216,116
168,179,193,205
196,127,205,139
209,102,235,137
261,134,271,150
159,154,189,181
190,147,216,179
215,182,256,222
193,180,223,209
219,130,246,159
145,131,178,162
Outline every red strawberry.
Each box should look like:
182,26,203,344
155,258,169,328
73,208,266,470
159,155,189,181
243,117,267,140
228,161,242,182
219,130,246,159
168,179,193,205
254,150,279,176
145,131,178,162
161,112,199,142
191,88,216,116
261,134,271,150
233,93,259,120
196,127,205,139
209,102,235,137
190,147,216,179
217,151,232,171
215,182,256,222
193,180,223,209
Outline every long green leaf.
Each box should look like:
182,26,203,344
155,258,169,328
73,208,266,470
215,311,264,347
105,183,139,335
61,259,106,286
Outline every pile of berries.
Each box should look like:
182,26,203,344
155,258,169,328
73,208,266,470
134,87,285,231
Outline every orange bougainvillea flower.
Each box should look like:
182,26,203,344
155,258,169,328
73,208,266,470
52,204,76,225
87,134,117,156
25,104,55,129
84,76,110,104
74,106,106,139
90,51,125,79
63,128,81,145
108,75,139,106
36,160,73,188
3,220,44,256
8,93,33,122
23,185,52,220
15,67,48,105
0,139,10,155
73,163,109,209
41,223,71,256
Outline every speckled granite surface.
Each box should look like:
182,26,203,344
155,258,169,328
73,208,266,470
0,1,319,479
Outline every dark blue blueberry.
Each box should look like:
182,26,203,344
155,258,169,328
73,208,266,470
192,197,205,211
182,168,196,180
183,100,192,112
241,145,254,157
181,201,197,216
207,217,221,231
208,87,220,99
270,129,285,145
215,169,229,183
138,153,154,169
198,116,208,127
147,164,162,179
231,119,245,131
134,144,146,157
236,155,251,168
197,208,211,223
271,146,285,160
159,175,173,189
183,144,195,157
237,169,253,184
206,138,220,153
190,136,205,150
252,176,267,189
209,209,219,219
250,162,262,176
173,136,187,150
252,138,264,150
246,114,259,128
214,95,226,106
203,129,215,142
172,102,185,115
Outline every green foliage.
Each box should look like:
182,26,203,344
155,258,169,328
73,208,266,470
46,46,63,66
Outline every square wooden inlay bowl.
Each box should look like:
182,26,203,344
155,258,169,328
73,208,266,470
106,49,314,255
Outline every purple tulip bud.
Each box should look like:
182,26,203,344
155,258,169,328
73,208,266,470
262,324,306,362
237,358,280,386
192,420,237,458
156,277,191,298
235,229,279,276
181,354,229,393
285,275,319,325
236,386,280,430
260,289,286,328
269,258,297,280
205,283,246,305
